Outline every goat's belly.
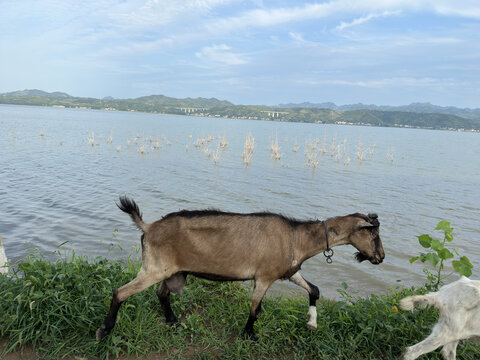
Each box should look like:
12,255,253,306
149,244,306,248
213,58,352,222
182,262,257,281
187,271,249,282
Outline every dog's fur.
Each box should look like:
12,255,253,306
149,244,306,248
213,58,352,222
399,277,480,359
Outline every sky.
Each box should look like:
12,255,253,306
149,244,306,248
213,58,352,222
1,0,480,108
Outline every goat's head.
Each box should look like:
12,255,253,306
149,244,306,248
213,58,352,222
333,213,384,265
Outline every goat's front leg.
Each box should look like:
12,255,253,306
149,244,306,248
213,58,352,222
289,271,319,330
243,279,272,341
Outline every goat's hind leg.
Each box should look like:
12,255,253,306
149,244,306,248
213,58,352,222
157,281,178,325
289,271,319,330
440,341,458,360
400,331,452,360
96,270,165,341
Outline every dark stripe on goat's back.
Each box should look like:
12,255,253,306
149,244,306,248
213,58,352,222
161,209,316,227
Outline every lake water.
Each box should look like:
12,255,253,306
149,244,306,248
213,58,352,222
1,104,479,299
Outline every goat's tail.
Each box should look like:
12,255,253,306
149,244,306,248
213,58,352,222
117,196,149,232
399,293,440,312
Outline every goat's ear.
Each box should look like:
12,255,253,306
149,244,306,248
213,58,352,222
356,220,376,230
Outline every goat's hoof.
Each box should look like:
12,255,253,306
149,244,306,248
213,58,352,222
306,322,317,331
166,317,179,326
242,330,258,341
95,325,110,341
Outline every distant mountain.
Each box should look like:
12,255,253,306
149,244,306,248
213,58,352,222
3,89,71,99
0,89,232,109
135,94,233,108
1,89,479,131
0,89,232,111
278,101,480,121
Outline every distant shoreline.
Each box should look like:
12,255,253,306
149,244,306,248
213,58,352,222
1,90,479,133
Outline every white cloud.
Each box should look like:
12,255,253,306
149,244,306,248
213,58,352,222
434,1,480,19
206,2,336,33
289,32,307,43
110,0,229,28
206,0,480,35
195,44,248,65
336,11,400,31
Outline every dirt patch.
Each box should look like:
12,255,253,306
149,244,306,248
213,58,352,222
1,337,219,360
0,338,38,360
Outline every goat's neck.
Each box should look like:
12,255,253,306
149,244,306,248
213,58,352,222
294,219,349,263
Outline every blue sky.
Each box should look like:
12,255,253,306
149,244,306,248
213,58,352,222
1,0,480,107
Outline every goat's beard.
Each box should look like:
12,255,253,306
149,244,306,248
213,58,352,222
355,252,369,263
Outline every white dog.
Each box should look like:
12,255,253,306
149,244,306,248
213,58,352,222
0,236,7,274
399,276,480,359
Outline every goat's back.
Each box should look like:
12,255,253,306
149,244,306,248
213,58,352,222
437,277,480,312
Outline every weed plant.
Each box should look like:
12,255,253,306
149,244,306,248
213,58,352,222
1,251,480,359
410,220,474,291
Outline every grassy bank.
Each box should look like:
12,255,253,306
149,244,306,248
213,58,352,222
1,252,479,359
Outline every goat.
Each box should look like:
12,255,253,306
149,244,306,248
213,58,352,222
96,196,384,341
399,276,480,360
0,236,7,275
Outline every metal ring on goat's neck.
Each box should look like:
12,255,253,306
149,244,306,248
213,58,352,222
324,249,334,263
322,220,334,264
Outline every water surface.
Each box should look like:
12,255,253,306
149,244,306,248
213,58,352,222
1,104,479,299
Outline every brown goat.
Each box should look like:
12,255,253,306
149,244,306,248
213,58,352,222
96,196,385,341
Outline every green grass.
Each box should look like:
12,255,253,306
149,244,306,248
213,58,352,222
1,252,480,359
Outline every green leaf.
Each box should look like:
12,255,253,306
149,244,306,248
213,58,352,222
418,234,433,248
409,256,420,264
431,239,444,251
452,257,474,277
461,256,473,268
452,256,473,277
436,220,453,234
445,233,453,242
460,256,473,269
437,248,454,260
425,253,440,267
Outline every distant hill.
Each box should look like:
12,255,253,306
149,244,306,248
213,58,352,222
1,89,479,131
135,94,233,108
5,89,71,99
0,89,232,109
278,101,480,121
